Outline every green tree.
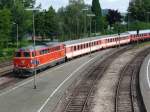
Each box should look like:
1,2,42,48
91,0,103,32
128,0,150,22
0,9,12,47
58,0,87,40
12,1,30,40
106,9,122,27
0,0,13,9
0,0,35,42
35,7,59,40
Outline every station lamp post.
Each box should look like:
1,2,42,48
13,23,19,48
82,8,88,37
127,12,131,31
87,14,95,57
25,8,39,89
146,12,150,23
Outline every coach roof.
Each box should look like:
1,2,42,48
128,29,150,35
63,33,129,46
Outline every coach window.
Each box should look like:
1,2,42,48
78,45,80,50
74,46,76,51
80,45,82,49
99,41,101,44
86,43,88,48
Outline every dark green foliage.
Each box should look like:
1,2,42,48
57,0,87,40
128,0,150,22
91,0,102,32
91,0,102,16
0,0,35,47
0,9,12,47
35,7,59,40
106,9,122,27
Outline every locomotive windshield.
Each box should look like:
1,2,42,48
24,52,30,57
15,52,21,57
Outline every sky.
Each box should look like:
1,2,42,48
35,0,130,12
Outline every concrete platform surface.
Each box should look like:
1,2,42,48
140,53,150,112
0,49,112,112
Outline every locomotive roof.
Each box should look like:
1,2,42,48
63,33,129,46
17,45,47,52
17,42,63,52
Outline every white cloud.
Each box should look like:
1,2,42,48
36,0,130,12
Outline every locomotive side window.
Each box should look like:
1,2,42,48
24,52,30,57
15,52,21,57
44,49,48,54
40,50,43,55
32,52,36,57
40,49,49,55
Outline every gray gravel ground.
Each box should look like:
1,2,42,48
92,46,150,112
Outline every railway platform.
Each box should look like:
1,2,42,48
140,53,150,112
0,49,112,112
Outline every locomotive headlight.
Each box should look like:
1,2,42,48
31,60,33,64
15,64,18,67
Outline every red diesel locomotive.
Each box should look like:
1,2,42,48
13,43,65,73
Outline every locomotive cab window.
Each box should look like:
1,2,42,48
32,52,36,57
15,52,21,57
24,52,30,57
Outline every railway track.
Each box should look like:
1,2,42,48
115,48,150,112
0,61,13,76
58,46,132,112
0,61,12,68
0,61,22,90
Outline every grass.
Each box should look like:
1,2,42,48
0,39,32,63
134,41,150,49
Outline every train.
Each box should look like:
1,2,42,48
13,29,150,76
